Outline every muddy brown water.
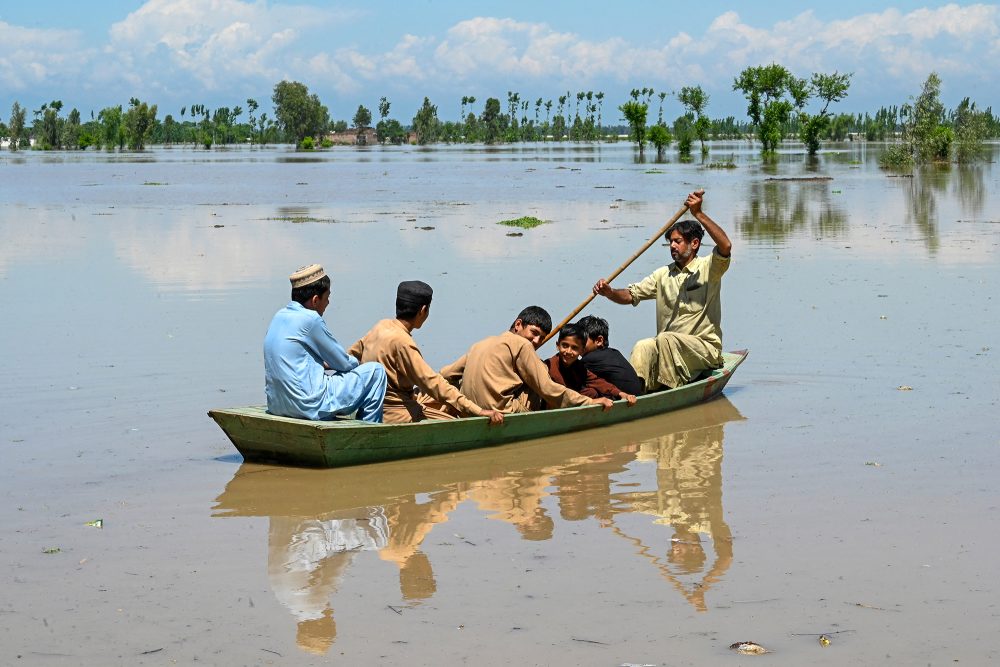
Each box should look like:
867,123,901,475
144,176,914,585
1,142,998,665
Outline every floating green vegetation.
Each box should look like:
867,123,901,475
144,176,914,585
644,169,666,174
142,181,167,186
498,216,547,229
705,161,737,169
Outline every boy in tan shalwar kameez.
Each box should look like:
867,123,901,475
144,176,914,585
349,281,504,425
440,306,614,414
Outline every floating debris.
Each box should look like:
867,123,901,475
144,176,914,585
819,634,831,647
85,519,104,528
705,161,737,169
865,461,882,467
879,315,887,320
213,224,224,228
416,226,435,231
498,216,547,230
729,641,769,655
505,232,524,237
42,547,61,554
897,385,913,391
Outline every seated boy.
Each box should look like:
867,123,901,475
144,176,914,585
544,324,637,408
440,306,614,414
348,280,504,425
264,264,387,422
576,315,644,396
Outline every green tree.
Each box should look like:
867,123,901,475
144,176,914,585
412,97,440,145
39,100,63,149
353,104,372,144
98,105,124,150
272,80,329,146
123,98,158,150
952,97,990,162
649,123,672,160
8,101,26,151
733,63,809,152
619,100,649,154
673,114,693,157
64,108,82,149
245,98,259,144
678,86,711,154
798,72,852,155
479,97,503,144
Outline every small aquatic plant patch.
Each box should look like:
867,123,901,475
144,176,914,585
498,216,547,229
705,161,737,169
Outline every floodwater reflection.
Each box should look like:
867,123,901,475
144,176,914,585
738,179,847,243
213,397,743,654
901,163,987,253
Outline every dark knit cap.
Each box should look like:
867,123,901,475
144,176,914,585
396,280,433,308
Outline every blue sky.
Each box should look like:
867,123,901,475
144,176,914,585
2,1,997,124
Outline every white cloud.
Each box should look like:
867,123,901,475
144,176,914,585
104,0,347,90
0,21,91,91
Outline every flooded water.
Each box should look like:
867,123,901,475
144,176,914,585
1,141,998,665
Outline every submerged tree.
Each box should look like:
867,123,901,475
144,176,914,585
648,123,672,160
733,63,809,152
272,80,329,146
123,98,157,150
798,72,852,155
412,97,440,145
353,104,372,144
620,99,649,154
8,101,26,151
678,86,711,154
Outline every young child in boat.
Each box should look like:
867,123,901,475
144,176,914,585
576,315,644,396
543,323,637,408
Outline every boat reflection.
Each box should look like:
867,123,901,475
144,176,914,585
213,397,743,654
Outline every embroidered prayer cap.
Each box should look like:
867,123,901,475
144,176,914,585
396,280,433,307
289,264,326,288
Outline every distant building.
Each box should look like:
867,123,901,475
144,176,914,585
325,128,378,146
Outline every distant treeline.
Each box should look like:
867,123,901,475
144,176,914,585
3,69,998,163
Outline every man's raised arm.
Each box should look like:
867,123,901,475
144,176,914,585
687,190,731,257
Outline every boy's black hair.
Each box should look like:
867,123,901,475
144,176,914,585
510,305,552,334
291,275,331,306
557,323,586,343
395,280,433,319
576,315,609,347
665,219,705,245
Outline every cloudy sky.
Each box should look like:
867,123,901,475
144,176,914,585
1,1,996,124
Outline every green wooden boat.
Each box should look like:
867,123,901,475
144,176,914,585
208,349,748,468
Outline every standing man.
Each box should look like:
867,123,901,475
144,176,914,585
264,264,387,422
593,190,732,391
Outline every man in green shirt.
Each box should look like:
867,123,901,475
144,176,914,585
593,190,732,391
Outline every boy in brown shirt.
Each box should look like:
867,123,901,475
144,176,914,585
349,281,504,424
441,306,614,414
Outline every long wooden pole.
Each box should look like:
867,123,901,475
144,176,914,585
542,192,699,345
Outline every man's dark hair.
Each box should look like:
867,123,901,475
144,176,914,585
291,275,331,305
557,323,586,343
510,305,552,334
665,219,705,245
576,315,609,347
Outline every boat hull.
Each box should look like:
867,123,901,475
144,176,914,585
208,349,748,468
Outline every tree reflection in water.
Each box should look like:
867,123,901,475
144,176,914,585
902,163,987,254
738,180,847,244
213,397,744,653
